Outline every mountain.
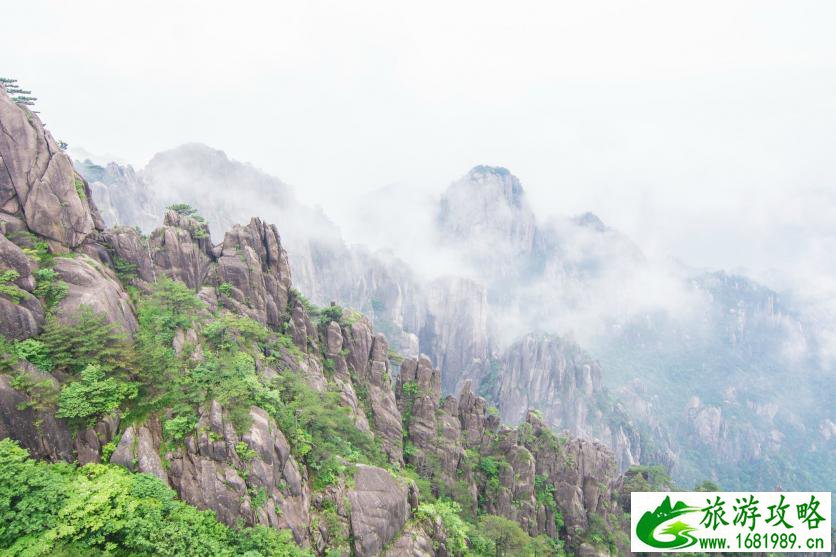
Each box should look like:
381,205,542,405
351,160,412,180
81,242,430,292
79,145,835,500
0,81,638,555
79,151,644,468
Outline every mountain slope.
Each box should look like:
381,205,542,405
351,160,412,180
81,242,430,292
0,83,630,556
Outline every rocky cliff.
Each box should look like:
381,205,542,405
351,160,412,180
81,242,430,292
0,84,630,555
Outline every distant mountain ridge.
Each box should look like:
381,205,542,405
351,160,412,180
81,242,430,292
77,144,835,497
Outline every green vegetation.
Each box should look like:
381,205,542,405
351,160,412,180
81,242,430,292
217,282,233,297
40,307,133,374
9,338,53,372
0,269,25,302
113,256,138,285
264,369,385,489
0,439,308,556
414,500,469,554
73,176,86,200
56,364,138,428
622,464,675,493
166,203,205,223
235,441,257,462
0,77,38,107
0,269,581,555
33,268,68,311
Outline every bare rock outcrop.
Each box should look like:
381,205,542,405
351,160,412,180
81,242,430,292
53,254,138,334
213,218,291,328
340,317,404,464
0,86,102,248
348,464,410,557
0,232,44,338
100,225,157,285
149,210,214,289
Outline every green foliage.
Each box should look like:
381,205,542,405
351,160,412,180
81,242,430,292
11,338,53,371
478,455,505,498
132,278,204,389
694,479,721,492
319,304,343,327
163,415,197,442
477,514,531,557
217,282,233,297
112,256,138,285
261,370,385,489
40,307,133,374
414,500,469,555
21,241,52,267
56,364,138,427
8,372,59,412
534,475,563,530
167,203,203,221
33,268,68,310
235,441,257,462
73,176,86,200
203,314,269,352
0,439,308,556
582,512,627,554
622,464,675,493
0,269,24,302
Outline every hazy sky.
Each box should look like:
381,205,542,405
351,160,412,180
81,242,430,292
4,1,836,293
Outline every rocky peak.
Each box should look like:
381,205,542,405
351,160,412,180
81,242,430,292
571,211,608,233
437,165,538,259
0,85,103,248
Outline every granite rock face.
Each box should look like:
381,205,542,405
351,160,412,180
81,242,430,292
348,464,410,557
213,218,291,328
0,232,44,339
149,210,214,289
53,254,138,334
0,86,102,248
395,356,624,551
0,92,634,555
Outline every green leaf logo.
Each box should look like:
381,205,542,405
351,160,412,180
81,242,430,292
636,496,700,549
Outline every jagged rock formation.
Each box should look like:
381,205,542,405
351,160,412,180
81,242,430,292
0,88,102,248
0,85,634,555
0,233,44,338
77,137,836,506
396,355,624,550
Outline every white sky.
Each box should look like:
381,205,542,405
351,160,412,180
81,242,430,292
3,0,836,293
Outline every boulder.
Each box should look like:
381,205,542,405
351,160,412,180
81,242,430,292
110,424,168,482
53,254,138,334
0,371,73,462
348,464,410,557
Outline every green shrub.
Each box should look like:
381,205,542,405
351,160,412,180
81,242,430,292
12,338,53,371
217,282,233,297
73,176,86,200
0,269,24,302
0,439,309,556
414,500,469,555
163,415,198,442
113,256,138,284
477,514,531,556
34,268,68,310
260,370,385,489
40,307,133,374
56,364,138,427
235,441,257,462
21,241,52,266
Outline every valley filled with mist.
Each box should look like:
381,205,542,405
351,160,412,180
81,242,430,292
78,143,836,497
